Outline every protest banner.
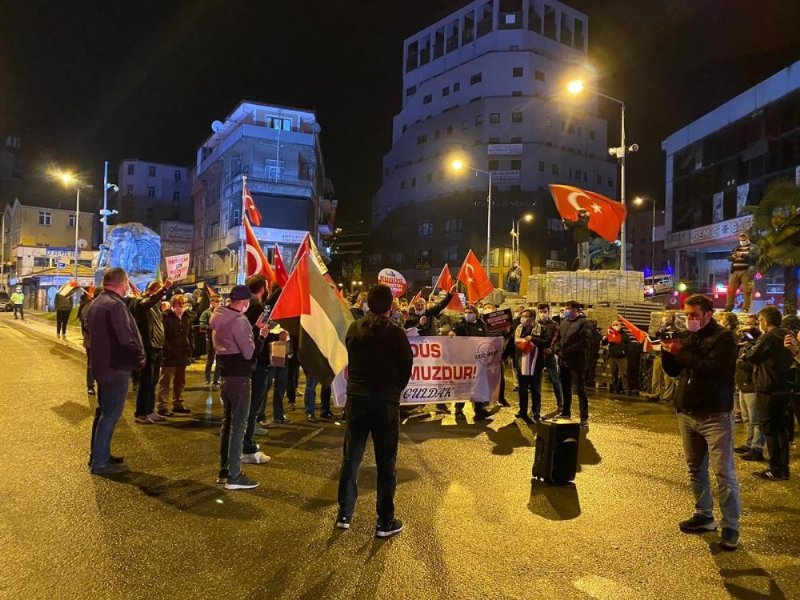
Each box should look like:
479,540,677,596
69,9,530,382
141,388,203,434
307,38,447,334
165,253,190,281
331,334,503,406
483,308,513,333
378,268,408,297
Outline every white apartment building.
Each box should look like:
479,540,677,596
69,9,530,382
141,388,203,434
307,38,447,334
117,160,192,231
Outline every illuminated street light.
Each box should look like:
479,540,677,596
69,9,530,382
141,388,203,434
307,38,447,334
50,169,93,285
448,156,493,275
566,79,584,95
510,213,535,264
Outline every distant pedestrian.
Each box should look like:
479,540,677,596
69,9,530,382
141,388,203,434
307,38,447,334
725,232,756,312
661,294,741,551
337,284,413,538
157,294,193,416
210,284,271,490
55,291,72,338
11,286,24,320
505,261,523,293
86,268,145,476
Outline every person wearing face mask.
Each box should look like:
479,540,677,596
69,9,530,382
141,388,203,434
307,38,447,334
404,285,457,336
536,304,564,410
450,305,491,420
661,294,741,551
157,294,194,416
555,300,593,426
743,306,794,481
725,233,756,312
647,312,679,403
514,309,549,422
86,268,146,476
603,320,631,395
351,292,369,320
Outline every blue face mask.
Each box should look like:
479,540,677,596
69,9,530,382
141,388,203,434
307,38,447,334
564,309,574,319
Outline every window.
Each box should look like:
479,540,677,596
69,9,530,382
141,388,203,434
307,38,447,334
474,114,483,126
127,164,135,175
462,120,469,130
367,253,382,266
147,186,155,197
596,175,602,185
148,165,156,177
453,82,461,92
607,178,614,187
510,159,522,170
267,116,292,131
434,129,441,140
547,218,562,233
489,159,500,170
545,117,553,127
174,170,182,181
489,137,500,143
411,177,417,187
406,85,417,97
512,91,523,97
512,66,523,78
512,112,523,123
444,218,463,233
173,191,181,202
418,222,434,236
68,214,76,228
417,134,427,145
535,70,545,81
442,86,450,97
34,257,50,267
423,94,432,105
470,73,482,85
539,161,545,172
568,124,575,134
400,180,406,190
416,249,432,265
589,130,596,140
389,252,404,265
552,164,559,175
511,136,522,143
126,185,133,195
446,125,454,135
426,173,433,183
444,245,459,262
489,113,500,123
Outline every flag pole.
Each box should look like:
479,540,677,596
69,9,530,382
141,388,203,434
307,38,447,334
239,175,247,284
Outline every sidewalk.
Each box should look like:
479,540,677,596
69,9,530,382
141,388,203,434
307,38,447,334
5,310,86,353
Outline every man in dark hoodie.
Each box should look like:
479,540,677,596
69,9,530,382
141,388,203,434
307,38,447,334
336,284,413,538
555,300,593,426
745,305,794,480
662,294,740,551
210,284,270,490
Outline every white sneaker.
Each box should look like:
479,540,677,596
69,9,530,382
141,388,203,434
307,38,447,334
241,451,272,464
253,425,269,436
147,412,167,422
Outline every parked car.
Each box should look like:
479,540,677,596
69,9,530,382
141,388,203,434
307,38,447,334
0,292,12,312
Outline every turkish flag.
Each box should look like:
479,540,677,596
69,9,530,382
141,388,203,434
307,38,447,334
243,215,276,284
456,250,494,303
433,264,464,311
274,244,289,287
618,315,653,352
243,183,262,226
548,184,627,242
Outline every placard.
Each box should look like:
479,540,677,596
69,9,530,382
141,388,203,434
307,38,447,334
165,253,190,281
483,308,513,333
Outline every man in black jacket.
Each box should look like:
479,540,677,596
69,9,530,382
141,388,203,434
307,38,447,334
337,284,413,538
87,268,146,476
404,286,456,335
556,300,593,426
662,294,741,551
450,304,490,420
745,306,794,480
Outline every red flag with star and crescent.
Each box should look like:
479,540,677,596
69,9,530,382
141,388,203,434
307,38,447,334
274,244,289,287
243,215,276,284
433,263,464,310
243,182,262,226
548,184,627,242
456,250,494,303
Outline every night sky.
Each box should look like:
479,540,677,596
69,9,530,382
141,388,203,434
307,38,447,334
1,0,798,223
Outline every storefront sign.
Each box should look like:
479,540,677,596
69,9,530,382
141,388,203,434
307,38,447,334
490,170,521,183
665,214,753,250
252,227,309,245
545,259,567,269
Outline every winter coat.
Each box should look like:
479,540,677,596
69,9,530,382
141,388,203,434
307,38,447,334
55,293,72,311
404,292,453,336
86,290,145,378
728,242,756,273
515,321,549,376
661,319,737,414
453,318,488,337
603,327,630,358
557,314,594,370
131,287,169,348
744,326,794,395
162,310,193,367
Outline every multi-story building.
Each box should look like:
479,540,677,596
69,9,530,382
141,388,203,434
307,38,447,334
192,100,336,286
662,59,800,296
118,159,192,232
1,184,97,308
626,204,668,275
366,0,617,290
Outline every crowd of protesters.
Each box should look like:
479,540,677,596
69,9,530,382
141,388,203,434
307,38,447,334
77,266,800,544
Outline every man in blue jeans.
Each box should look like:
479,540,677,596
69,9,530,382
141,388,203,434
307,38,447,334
86,268,146,476
662,294,741,551
336,284,413,538
304,372,333,422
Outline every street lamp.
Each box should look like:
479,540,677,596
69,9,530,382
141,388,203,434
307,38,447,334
450,158,493,274
51,170,93,286
510,213,534,264
567,79,638,271
633,196,657,275
101,160,119,247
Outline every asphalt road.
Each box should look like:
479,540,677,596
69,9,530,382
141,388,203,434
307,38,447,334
1,312,799,600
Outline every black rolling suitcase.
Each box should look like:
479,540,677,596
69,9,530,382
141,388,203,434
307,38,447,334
532,420,580,484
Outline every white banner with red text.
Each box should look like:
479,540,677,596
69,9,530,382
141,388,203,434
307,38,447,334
332,335,503,407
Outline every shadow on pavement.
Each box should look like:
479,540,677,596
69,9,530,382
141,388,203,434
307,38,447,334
485,421,534,456
94,471,265,520
711,544,788,599
577,435,601,472
527,480,581,521
51,400,92,425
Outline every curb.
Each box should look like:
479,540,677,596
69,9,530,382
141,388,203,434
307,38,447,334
4,316,87,356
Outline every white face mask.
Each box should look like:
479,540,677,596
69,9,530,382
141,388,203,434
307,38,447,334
686,319,702,333
465,313,477,323
415,307,425,316
362,303,369,313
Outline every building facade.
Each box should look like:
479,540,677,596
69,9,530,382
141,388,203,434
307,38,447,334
662,59,800,297
191,100,336,286
366,0,617,289
117,159,192,232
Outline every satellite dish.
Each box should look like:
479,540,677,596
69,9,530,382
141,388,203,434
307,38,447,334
211,120,224,133
311,123,322,134
78,238,88,249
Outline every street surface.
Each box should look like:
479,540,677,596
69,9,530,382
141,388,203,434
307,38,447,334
1,312,799,600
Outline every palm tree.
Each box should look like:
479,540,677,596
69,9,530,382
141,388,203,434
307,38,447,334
744,181,800,315
588,238,632,270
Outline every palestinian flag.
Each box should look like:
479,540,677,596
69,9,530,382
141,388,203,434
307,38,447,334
270,254,353,386
57,279,80,297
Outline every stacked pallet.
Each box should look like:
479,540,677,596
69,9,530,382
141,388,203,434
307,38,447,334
525,270,645,306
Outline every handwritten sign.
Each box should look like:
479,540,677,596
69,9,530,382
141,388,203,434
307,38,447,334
165,253,190,281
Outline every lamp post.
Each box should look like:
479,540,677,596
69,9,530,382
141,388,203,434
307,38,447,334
101,160,119,247
510,213,534,264
633,196,657,275
51,170,93,285
567,79,638,272
450,159,493,274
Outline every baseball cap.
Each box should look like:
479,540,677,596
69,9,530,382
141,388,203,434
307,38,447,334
230,285,251,301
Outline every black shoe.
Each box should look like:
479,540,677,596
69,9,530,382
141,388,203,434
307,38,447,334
172,405,191,414
473,407,490,421
87,388,96,396
157,408,174,417
375,518,404,538
306,414,316,423
91,463,130,476
532,414,541,422
679,514,717,533
454,408,465,418
733,445,750,454
754,469,788,480
719,528,740,551
335,514,351,530
498,398,511,407
320,412,335,420
109,454,124,464
740,449,764,462
287,402,296,411
557,413,571,420
514,412,533,423
225,473,259,490
272,416,290,424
